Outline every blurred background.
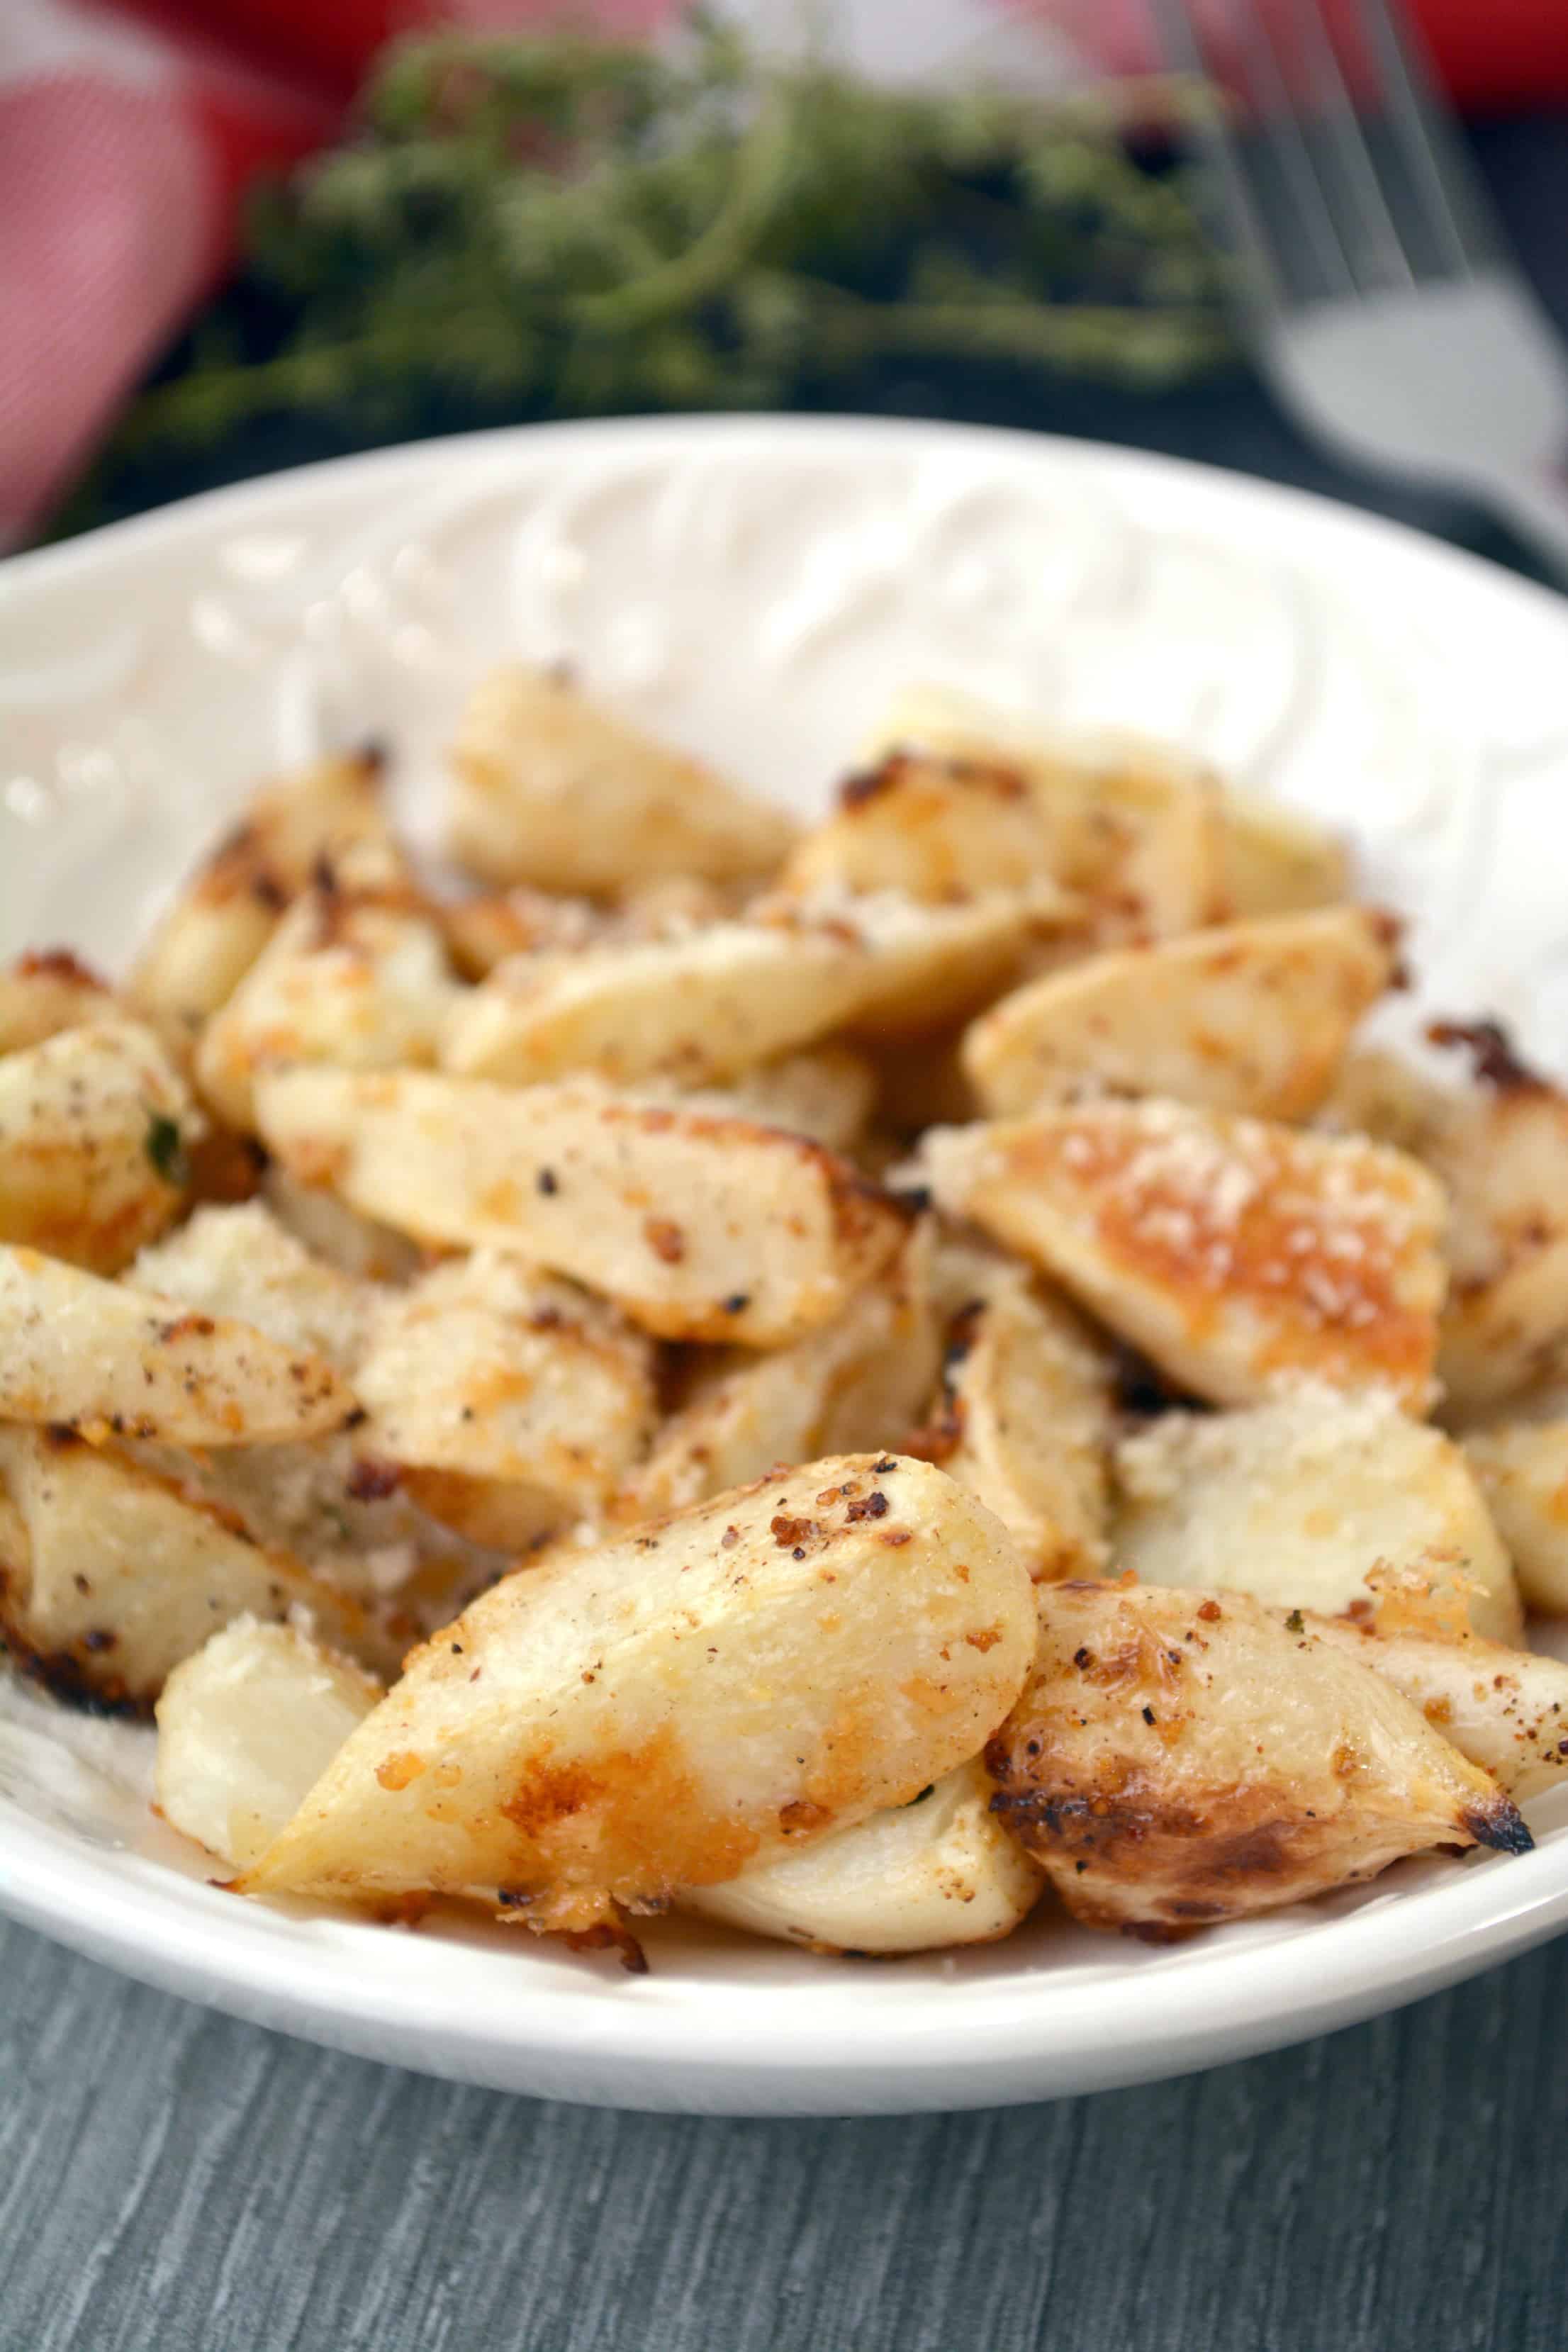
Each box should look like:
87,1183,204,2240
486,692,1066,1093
4,0,1566,570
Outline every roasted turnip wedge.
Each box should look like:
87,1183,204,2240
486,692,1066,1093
155,1618,381,1866
0,949,113,1054
0,1019,198,1272
987,1581,1530,1937
780,749,1069,905
621,1225,937,1518
1428,1063,1568,1412
241,1455,1035,1933
1301,1616,1568,1803
851,684,1347,924
442,892,1063,1090
1462,1419,1568,1614
128,749,389,1036
962,907,1397,1121
1213,793,1351,920
441,920,863,1090
132,1201,375,1368
1328,1034,1568,1411
919,1098,1447,1409
683,1759,1044,1953
1114,1384,1522,1643
440,886,610,980
671,1046,877,1154
831,688,1225,938
0,1429,396,1705
448,665,795,891
196,843,459,1130
0,1245,355,1444
354,1251,656,1550
255,1069,909,1346
260,1167,423,1284
908,1239,1113,1581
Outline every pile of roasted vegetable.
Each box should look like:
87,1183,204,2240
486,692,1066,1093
2,663,1566,1966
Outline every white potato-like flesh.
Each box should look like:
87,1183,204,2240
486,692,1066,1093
0,1245,354,1444
1215,790,1351,918
1304,1617,1568,1803
261,1167,423,1283
354,1252,656,1549
448,665,795,891
1328,1044,1568,1410
858,684,1348,926
962,907,1396,1120
1433,1082,1568,1411
914,1240,1112,1580
1114,1384,1522,1642
683,1760,1043,1952
133,1201,375,1369
443,922,858,1089
441,886,609,981
0,1018,198,1272
622,1226,937,1518
443,892,1060,1091
131,1204,437,1592
130,1431,440,1608
921,1098,1447,1409
155,1618,380,1867
671,1046,876,1153
987,1581,1529,1935
0,951,113,1055
780,749,1060,904
255,1068,908,1346
0,1428,393,1703
847,688,1224,938
196,861,458,1129
128,750,389,1034
1461,1421,1568,1614
242,1454,1036,1930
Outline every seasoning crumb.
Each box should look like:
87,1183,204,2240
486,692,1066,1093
771,1513,818,1550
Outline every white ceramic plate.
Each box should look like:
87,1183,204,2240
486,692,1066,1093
4,414,1568,2118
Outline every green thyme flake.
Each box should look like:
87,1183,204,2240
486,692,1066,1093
144,1113,189,1189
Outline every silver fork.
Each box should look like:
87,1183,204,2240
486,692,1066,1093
1150,0,1568,581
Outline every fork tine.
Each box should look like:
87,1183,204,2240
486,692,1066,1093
1361,0,1497,276
1270,0,1416,291
1147,0,1355,310
1231,0,1362,298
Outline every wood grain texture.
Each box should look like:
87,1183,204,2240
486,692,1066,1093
1,1911,1565,2352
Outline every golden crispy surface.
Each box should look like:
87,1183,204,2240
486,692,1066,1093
988,1581,1528,1936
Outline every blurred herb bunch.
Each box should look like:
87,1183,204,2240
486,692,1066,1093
89,13,1233,505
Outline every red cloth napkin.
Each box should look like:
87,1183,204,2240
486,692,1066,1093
2,0,1564,544
0,0,680,538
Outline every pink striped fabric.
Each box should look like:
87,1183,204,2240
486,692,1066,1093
0,0,1085,541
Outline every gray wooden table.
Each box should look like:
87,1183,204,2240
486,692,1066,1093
4,112,1568,2352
